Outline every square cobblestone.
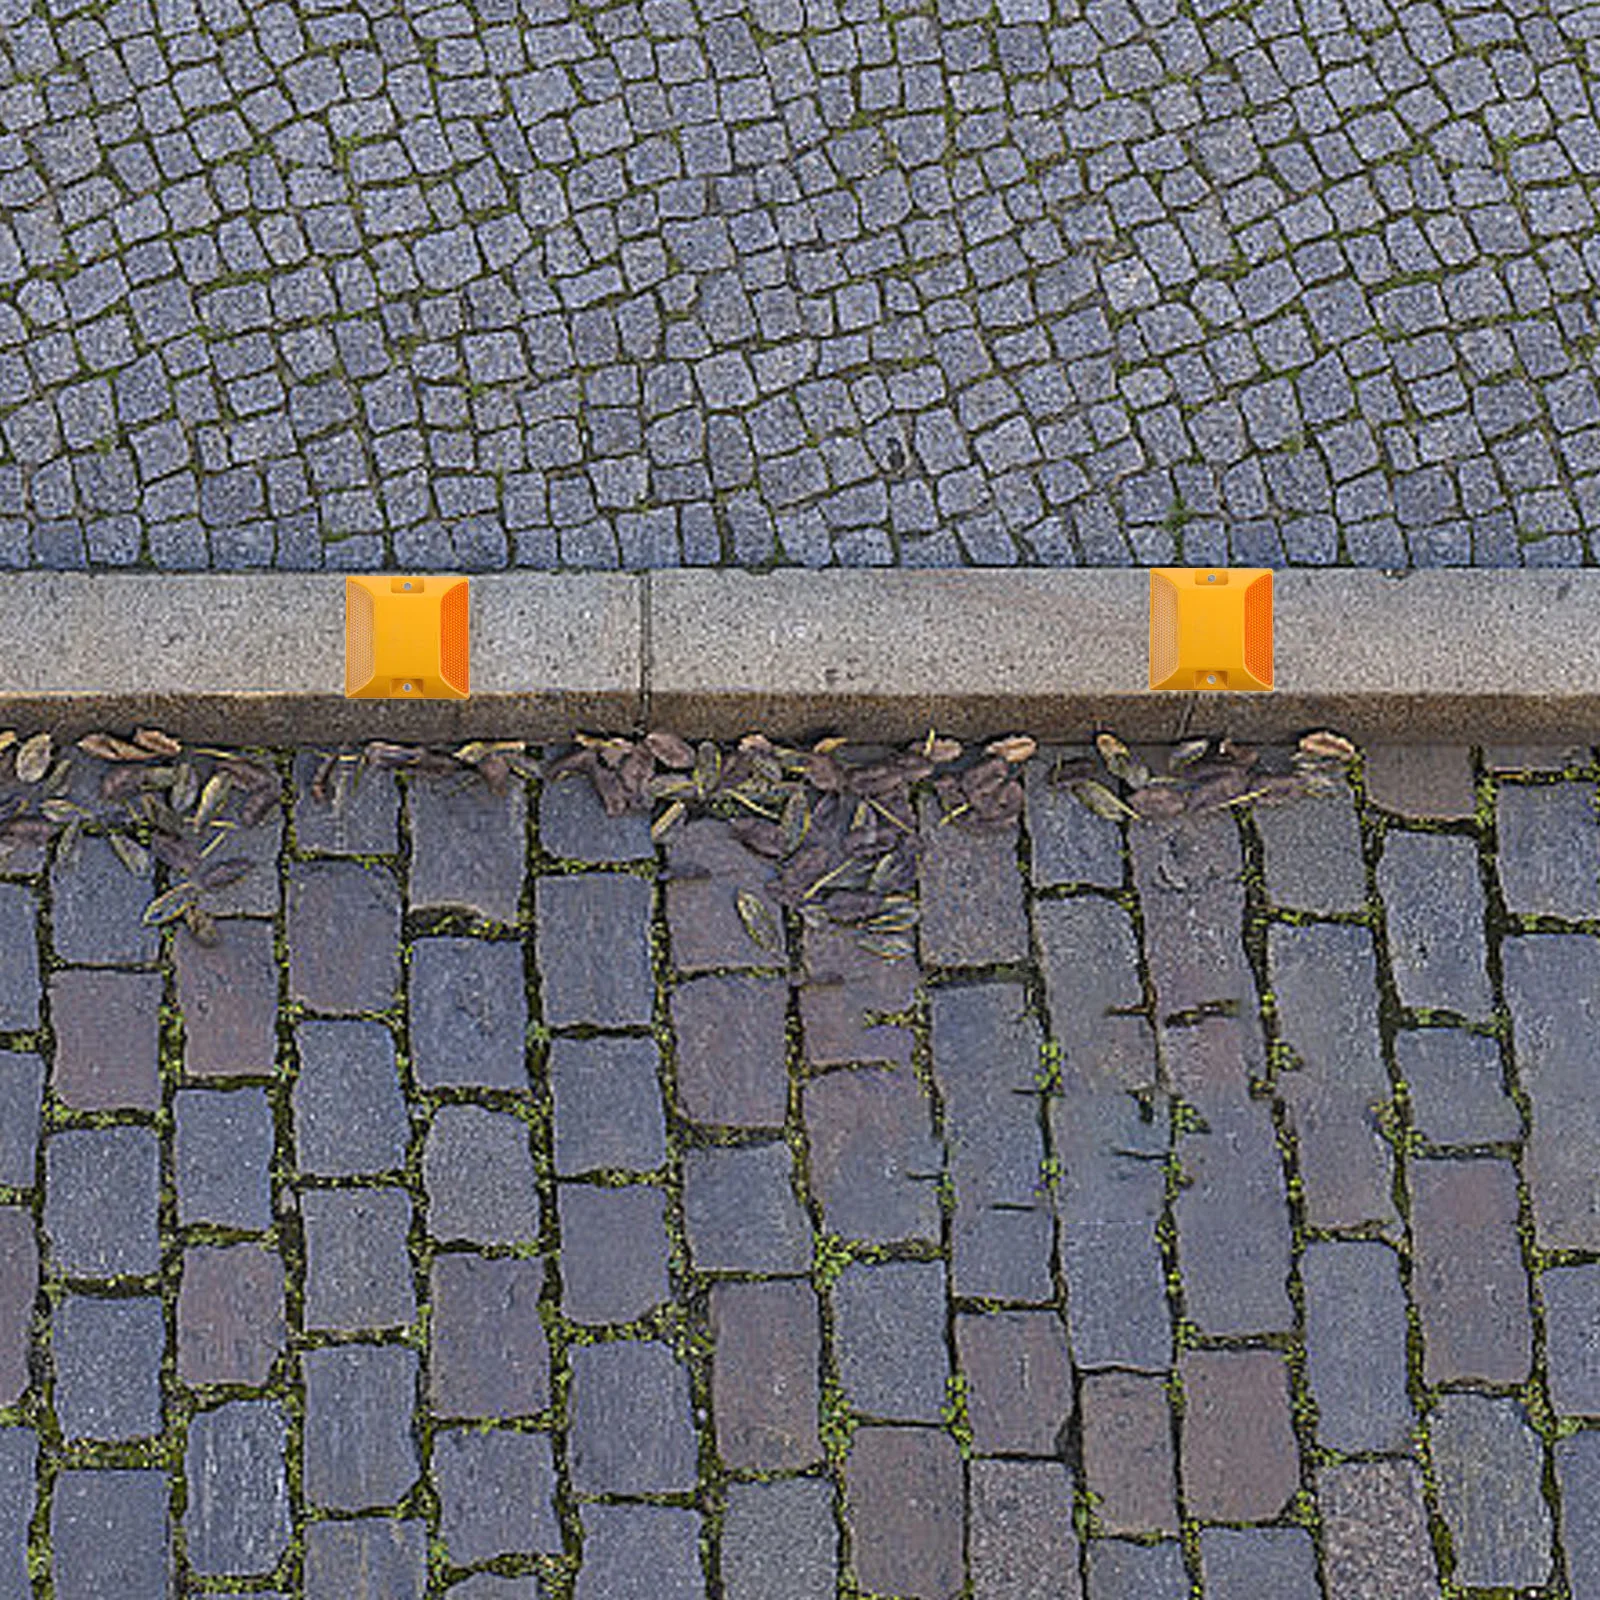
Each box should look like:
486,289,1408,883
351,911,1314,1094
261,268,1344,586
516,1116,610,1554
1431,1394,1552,1588
0,887,39,1033
287,861,401,1014
1179,1349,1300,1523
51,1470,167,1600
558,1183,671,1323
429,1254,548,1420
0,1052,42,1189
303,1344,419,1511
48,969,161,1110
1396,1027,1520,1146
407,775,526,924
567,1340,698,1495
49,836,158,966
303,1519,425,1600
433,1428,561,1564
1318,1459,1440,1600
682,1142,810,1274
550,1035,666,1175
174,1088,275,1231
293,1020,410,1176
835,1259,949,1424
1085,1541,1188,1599
844,1426,963,1600
177,1243,285,1388
1556,1432,1600,1600
302,1187,416,1332
424,1106,540,1246
1378,832,1493,1017
957,1310,1074,1457
1496,782,1600,919
292,752,399,855
0,1428,34,1600
410,937,528,1089
672,972,789,1127
535,874,655,1026
53,1294,164,1442
1542,1265,1600,1415
44,1128,160,1278
174,919,279,1077
575,1504,701,1600
1080,1372,1178,1537
721,1478,835,1600
970,1459,1080,1600
184,1401,290,1577
539,774,653,862
665,819,784,972
1200,1527,1318,1599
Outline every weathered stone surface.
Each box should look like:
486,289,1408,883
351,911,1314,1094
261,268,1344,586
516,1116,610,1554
535,874,655,1026
409,937,528,1089
539,774,652,863
672,973,789,1127
1318,1460,1440,1600
970,1459,1081,1600
433,1428,561,1563
287,861,401,1014
721,1479,834,1600
0,1429,34,1600
665,819,784,972
917,794,1028,965
1411,1158,1532,1385
1084,1540,1188,1599
45,1128,160,1277
0,1212,34,1408
956,1311,1073,1457
551,1035,666,1175
804,1065,940,1243
933,983,1052,1301
682,1143,810,1274
429,1255,547,1419
558,1183,670,1324
303,1345,420,1511
1036,896,1154,1094
845,1426,964,1600
569,1341,698,1495
834,1260,949,1425
293,1020,410,1177
1396,1027,1520,1147
0,1053,42,1189
178,1244,285,1388
302,1187,416,1332
1256,788,1367,913
51,1470,168,1600
407,774,525,923
1027,756,1122,888
1269,923,1393,1229
293,752,398,855
1301,1241,1414,1453
174,921,279,1077
1179,1350,1299,1523
0,889,39,1032
1174,1093,1294,1335
423,1105,539,1246
48,969,162,1110
53,1294,164,1442
1430,1395,1552,1589
174,1087,275,1230
184,1402,291,1576
1502,935,1600,1249
1542,1265,1600,1416
711,1280,821,1470
303,1519,426,1600
1378,833,1492,1017
1495,782,1600,919
575,1504,702,1600
1200,1527,1319,1599
1363,746,1477,820
1080,1372,1178,1536
799,920,914,1068
1556,1431,1600,1600
49,836,157,965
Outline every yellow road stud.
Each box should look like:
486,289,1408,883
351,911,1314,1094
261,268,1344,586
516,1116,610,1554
345,575,470,699
1149,568,1273,692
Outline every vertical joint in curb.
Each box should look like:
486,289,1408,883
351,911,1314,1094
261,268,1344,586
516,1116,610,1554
638,570,653,735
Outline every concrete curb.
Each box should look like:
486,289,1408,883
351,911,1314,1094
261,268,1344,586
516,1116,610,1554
1,569,1596,744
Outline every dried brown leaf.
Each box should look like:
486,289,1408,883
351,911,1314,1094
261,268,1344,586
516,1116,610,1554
1167,738,1212,772
15,733,52,784
183,905,220,947
651,798,687,841
644,731,695,769
986,734,1037,764
193,771,232,830
1072,779,1140,822
78,733,155,762
856,933,915,962
1127,786,1188,820
736,889,785,955
1298,730,1359,763
109,833,150,876
143,882,200,926
133,728,182,757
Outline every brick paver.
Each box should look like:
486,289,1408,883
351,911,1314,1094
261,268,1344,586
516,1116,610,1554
0,735,1591,1594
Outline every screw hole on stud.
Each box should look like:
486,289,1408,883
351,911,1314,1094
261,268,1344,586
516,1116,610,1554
1207,674,1217,684
402,683,412,692
1207,573,1217,582
404,582,412,590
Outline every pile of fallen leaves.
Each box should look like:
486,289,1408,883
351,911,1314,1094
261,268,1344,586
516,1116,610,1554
545,730,1039,957
1058,730,1358,823
0,726,1359,953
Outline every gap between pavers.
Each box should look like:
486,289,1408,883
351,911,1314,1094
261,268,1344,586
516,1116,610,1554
1,569,1597,744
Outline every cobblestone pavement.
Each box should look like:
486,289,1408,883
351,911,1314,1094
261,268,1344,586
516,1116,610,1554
6,1,1600,571
0,738,1599,1596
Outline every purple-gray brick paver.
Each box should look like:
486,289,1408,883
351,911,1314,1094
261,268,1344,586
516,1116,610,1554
4,737,1590,1594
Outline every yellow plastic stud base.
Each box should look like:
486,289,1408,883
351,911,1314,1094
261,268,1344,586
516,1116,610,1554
345,575,471,699
1149,568,1273,692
